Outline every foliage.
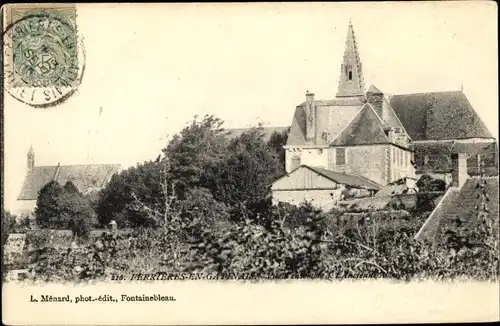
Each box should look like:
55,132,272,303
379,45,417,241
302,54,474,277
2,210,18,247
35,181,96,234
163,115,229,198
96,160,163,227
416,174,446,192
15,114,497,282
35,181,64,228
215,128,283,213
266,128,289,174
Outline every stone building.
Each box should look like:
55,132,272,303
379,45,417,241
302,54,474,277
271,165,380,211
283,21,497,188
15,146,121,215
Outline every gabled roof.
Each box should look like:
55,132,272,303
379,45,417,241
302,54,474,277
331,104,390,146
17,164,121,200
225,126,289,142
390,91,494,141
307,166,380,190
415,177,499,243
286,99,364,146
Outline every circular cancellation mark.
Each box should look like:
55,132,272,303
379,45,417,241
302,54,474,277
2,7,86,108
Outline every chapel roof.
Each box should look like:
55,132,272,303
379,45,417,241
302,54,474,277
389,91,494,141
17,164,121,200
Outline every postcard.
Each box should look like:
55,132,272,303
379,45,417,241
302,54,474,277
2,2,499,325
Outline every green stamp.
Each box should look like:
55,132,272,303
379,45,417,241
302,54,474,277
3,5,85,108
11,9,78,88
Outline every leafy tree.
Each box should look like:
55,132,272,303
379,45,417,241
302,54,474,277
2,210,17,247
35,181,64,228
96,160,163,227
63,181,80,194
266,128,289,174
163,115,229,198
35,181,95,233
216,128,283,218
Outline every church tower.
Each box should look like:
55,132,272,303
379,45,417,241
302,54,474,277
27,146,35,170
336,20,365,98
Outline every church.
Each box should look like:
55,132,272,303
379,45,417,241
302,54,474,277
15,146,122,215
273,21,497,208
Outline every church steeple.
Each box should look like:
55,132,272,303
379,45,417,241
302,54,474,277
27,145,35,170
336,20,365,98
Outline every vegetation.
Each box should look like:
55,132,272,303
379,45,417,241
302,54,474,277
35,181,96,237
4,115,498,282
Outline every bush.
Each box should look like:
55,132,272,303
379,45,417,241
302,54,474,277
35,181,95,232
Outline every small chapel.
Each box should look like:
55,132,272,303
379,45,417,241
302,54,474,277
15,146,121,215
272,21,498,208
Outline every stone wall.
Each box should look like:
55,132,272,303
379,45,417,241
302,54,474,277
329,145,388,185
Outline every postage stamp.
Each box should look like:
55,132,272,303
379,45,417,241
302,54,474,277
2,4,85,108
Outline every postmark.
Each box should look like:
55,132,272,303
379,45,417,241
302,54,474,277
2,5,85,108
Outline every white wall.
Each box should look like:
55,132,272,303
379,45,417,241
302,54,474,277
285,147,328,172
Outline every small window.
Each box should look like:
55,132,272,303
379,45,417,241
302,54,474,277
348,71,352,80
336,148,346,165
318,149,323,155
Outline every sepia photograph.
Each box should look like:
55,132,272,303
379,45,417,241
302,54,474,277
2,2,499,325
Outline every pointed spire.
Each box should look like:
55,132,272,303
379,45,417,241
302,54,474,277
27,145,35,170
336,20,365,98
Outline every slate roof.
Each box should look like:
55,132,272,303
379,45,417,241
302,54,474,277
225,126,289,142
414,177,499,243
306,165,381,190
17,164,121,200
390,91,494,141
286,98,364,146
331,104,390,146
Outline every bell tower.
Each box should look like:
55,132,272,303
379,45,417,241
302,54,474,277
336,20,365,98
27,146,35,170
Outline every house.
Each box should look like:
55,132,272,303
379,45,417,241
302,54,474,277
271,165,380,210
15,146,121,215
283,21,497,188
414,152,499,244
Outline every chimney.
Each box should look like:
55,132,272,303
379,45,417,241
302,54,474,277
27,146,35,170
305,91,316,140
451,153,468,188
306,90,314,104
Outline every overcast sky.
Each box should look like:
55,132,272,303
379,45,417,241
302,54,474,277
4,2,498,209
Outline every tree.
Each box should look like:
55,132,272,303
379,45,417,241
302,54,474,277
96,160,164,227
35,181,64,228
163,115,229,198
2,210,17,247
35,181,95,232
267,128,289,174
215,128,283,218
63,181,80,194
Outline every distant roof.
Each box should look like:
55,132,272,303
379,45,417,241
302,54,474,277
224,126,289,142
390,91,494,141
18,164,121,200
415,177,499,243
306,165,380,190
